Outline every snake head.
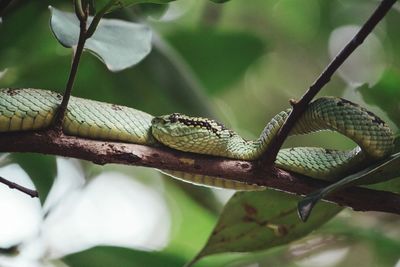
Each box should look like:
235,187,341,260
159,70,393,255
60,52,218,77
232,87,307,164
151,113,231,153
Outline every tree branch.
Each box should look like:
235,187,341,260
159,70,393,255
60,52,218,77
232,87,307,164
0,175,39,198
259,0,397,165
0,130,399,216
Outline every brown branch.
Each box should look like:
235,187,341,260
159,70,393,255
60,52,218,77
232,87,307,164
0,130,399,216
259,0,397,165
0,175,39,198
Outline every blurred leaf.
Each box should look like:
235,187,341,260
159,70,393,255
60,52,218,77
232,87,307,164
0,2,56,70
136,3,170,19
358,69,400,128
189,190,340,265
94,0,228,14
298,152,400,222
160,181,218,260
174,178,222,215
209,0,231,3
11,153,56,203
49,6,152,71
63,246,186,267
272,0,320,43
167,28,266,94
321,219,400,267
95,0,176,13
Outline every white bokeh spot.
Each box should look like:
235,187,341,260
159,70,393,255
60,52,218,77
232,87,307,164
0,164,42,248
0,157,171,266
39,165,171,258
328,25,386,87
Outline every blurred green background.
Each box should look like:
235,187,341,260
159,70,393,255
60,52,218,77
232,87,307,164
0,0,399,266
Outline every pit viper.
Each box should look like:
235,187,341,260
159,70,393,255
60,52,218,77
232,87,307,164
0,88,394,190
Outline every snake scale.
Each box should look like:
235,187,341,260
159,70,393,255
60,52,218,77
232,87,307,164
0,88,394,190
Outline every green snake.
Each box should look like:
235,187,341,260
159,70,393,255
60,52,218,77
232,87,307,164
0,88,394,190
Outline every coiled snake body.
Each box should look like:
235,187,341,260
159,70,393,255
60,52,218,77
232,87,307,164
0,88,394,190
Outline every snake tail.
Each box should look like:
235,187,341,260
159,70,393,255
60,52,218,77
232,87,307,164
161,170,264,191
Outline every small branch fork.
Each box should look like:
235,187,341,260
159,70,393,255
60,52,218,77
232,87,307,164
53,0,89,131
53,0,113,131
259,0,398,166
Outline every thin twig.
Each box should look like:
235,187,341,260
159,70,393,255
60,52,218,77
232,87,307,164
53,3,89,131
53,1,110,130
0,129,399,216
259,0,397,166
0,175,39,198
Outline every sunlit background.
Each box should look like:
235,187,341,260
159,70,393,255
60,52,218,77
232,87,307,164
0,0,399,266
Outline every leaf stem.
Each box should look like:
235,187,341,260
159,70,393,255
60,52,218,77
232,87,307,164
259,0,397,166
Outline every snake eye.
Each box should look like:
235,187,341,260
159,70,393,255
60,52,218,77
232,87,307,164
151,117,165,125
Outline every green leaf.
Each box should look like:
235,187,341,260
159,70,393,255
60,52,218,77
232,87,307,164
95,0,176,13
208,0,231,3
167,29,266,94
11,153,56,203
298,152,400,222
188,190,341,265
49,6,152,72
136,3,170,19
94,0,229,14
63,246,186,267
358,69,400,128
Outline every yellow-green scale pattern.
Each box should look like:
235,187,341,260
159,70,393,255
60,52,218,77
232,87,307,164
151,97,394,181
0,88,261,190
